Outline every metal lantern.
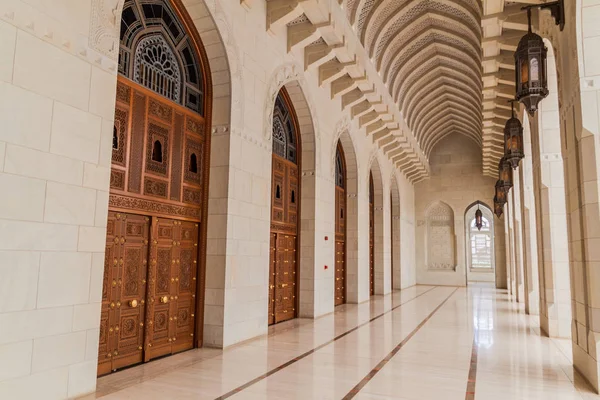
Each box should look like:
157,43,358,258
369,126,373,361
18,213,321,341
475,205,483,231
495,179,507,206
494,180,506,218
515,0,565,115
504,101,524,169
494,196,504,218
498,156,513,192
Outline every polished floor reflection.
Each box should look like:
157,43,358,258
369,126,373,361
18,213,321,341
87,285,599,399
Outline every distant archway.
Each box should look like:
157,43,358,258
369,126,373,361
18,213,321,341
464,201,495,283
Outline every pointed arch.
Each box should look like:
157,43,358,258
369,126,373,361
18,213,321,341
336,129,361,304
464,201,495,283
369,156,390,296
266,79,318,319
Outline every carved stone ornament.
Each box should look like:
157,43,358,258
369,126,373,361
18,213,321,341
89,0,124,61
264,63,320,147
330,115,351,178
425,202,456,271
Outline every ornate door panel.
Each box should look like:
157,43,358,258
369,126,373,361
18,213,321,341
268,233,276,325
172,221,198,354
335,185,346,306
113,214,149,370
98,213,121,376
273,234,296,323
335,240,345,306
98,212,149,375
145,217,177,361
145,218,198,361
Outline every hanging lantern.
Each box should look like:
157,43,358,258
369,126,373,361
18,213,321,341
498,156,513,192
494,179,506,218
504,101,524,169
475,205,483,231
495,179,507,206
514,1,565,115
494,196,504,218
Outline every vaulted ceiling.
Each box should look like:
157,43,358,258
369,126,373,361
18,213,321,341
345,0,483,158
259,0,538,181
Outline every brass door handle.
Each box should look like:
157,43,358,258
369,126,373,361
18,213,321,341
160,296,169,304
281,283,288,288
129,299,138,308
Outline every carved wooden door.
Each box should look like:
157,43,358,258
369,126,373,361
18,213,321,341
369,173,375,296
145,217,198,361
268,233,277,325
334,144,346,306
269,157,298,324
268,88,300,325
172,220,199,354
98,212,149,376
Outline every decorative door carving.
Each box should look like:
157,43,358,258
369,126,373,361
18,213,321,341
99,212,149,376
369,173,375,296
100,0,211,377
335,143,346,306
145,218,198,361
268,88,300,325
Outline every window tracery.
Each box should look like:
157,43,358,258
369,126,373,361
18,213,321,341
272,91,297,164
469,216,493,269
335,145,345,188
119,0,204,115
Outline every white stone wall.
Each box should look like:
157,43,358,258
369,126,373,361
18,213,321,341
415,134,506,287
0,0,116,398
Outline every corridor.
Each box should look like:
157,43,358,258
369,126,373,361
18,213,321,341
89,285,596,400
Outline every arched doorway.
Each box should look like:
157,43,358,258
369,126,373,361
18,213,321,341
335,142,346,306
369,172,375,296
269,87,301,325
99,0,212,375
464,202,495,283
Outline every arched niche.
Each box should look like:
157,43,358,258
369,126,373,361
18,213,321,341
425,201,456,271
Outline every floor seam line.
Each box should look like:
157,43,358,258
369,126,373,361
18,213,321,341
212,286,440,400
341,287,460,400
465,286,483,400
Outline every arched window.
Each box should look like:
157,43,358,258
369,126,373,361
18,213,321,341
272,91,297,164
469,216,492,269
119,0,204,115
189,153,198,173
335,145,345,188
152,140,163,163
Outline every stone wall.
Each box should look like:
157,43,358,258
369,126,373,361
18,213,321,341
415,134,506,287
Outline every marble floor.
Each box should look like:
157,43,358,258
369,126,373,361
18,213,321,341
85,285,600,399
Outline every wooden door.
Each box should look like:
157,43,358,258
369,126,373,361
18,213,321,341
268,157,298,324
268,88,300,325
268,233,277,325
145,217,198,361
369,173,375,296
98,212,149,375
334,144,346,306
172,220,199,353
